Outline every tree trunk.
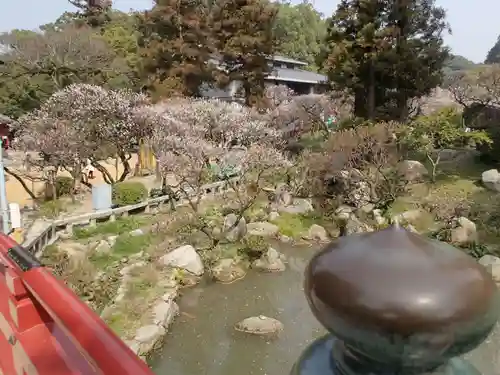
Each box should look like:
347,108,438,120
117,150,131,182
4,167,37,201
91,160,114,184
367,60,376,120
354,89,367,118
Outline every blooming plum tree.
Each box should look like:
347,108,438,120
155,98,282,148
151,98,288,247
14,84,154,186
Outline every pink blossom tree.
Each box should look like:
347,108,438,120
14,84,155,186
151,98,288,247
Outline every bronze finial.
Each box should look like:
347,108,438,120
292,226,500,375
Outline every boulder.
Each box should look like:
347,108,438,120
398,160,428,182
274,183,293,206
268,211,280,221
247,222,279,237
107,235,118,247
129,229,144,237
223,214,247,242
277,198,313,214
159,245,204,276
235,315,283,336
372,209,387,226
303,224,328,242
482,169,500,192
252,247,286,272
152,299,179,328
393,209,424,224
335,205,354,220
94,240,111,254
134,325,165,354
450,217,477,245
212,258,246,284
344,216,373,235
478,255,500,284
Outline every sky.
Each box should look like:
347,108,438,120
0,0,498,63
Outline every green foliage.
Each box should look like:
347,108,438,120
444,54,478,75
112,181,148,206
270,212,320,239
73,216,148,239
485,35,500,64
210,0,278,106
403,107,491,181
322,0,449,121
38,200,66,219
138,0,213,98
273,2,326,71
55,176,74,197
90,233,153,268
238,235,268,259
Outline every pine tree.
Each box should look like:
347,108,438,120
485,36,500,64
210,0,278,106
138,0,213,97
322,0,449,121
68,0,112,28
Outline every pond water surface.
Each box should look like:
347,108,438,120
151,243,500,375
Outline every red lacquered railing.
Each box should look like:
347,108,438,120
0,234,155,375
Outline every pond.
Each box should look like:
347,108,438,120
150,243,500,375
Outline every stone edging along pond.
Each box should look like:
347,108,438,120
19,177,242,362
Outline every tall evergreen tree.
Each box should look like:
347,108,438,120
138,0,213,98
485,35,500,64
273,1,326,71
68,0,112,28
322,0,449,121
210,0,278,106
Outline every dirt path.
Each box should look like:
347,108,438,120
6,154,142,207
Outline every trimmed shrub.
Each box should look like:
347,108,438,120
55,176,74,197
239,235,268,260
112,181,148,206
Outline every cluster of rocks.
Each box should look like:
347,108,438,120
124,286,179,359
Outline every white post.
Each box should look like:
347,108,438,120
0,140,10,233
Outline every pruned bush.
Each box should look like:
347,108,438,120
55,176,74,197
239,235,268,260
294,122,407,211
112,181,148,206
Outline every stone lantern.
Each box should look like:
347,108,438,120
292,225,500,375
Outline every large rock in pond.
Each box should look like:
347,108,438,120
234,315,283,337
211,258,246,284
482,169,500,192
252,247,286,272
303,224,328,242
160,245,204,276
247,222,279,237
478,255,500,284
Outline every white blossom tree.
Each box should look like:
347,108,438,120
151,98,288,247
14,84,154,186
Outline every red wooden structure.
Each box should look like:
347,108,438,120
0,234,155,375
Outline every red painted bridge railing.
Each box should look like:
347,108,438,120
0,234,155,375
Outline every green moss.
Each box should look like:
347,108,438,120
270,212,322,239
73,216,149,239
38,200,67,219
89,233,153,268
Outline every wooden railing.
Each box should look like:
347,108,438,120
22,177,241,256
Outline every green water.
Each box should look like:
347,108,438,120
151,243,500,375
